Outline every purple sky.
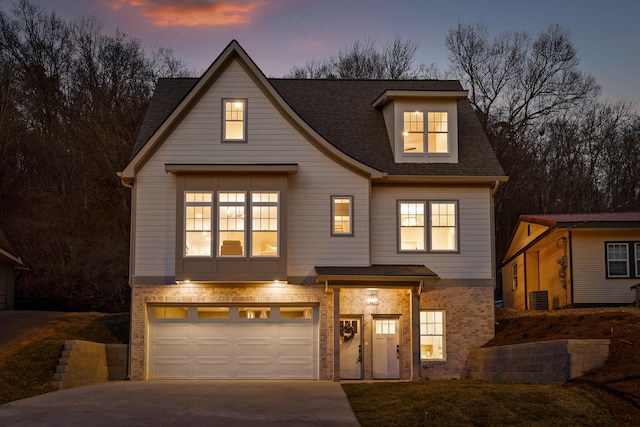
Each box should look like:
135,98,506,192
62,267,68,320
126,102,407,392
1,0,638,108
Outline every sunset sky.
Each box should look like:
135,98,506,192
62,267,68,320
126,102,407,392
1,0,638,107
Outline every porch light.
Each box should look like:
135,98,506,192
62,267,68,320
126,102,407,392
366,292,379,306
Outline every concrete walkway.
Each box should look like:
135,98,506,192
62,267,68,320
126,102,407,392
0,380,360,426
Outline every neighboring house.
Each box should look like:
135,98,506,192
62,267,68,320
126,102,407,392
501,212,640,310
118,40,507,381
0,223,27,310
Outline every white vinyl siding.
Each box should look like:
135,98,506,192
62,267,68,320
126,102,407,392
371,186,493,279
132,59,370,281
571,229,640,305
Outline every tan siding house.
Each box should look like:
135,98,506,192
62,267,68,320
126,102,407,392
501,213,640,310
119,41,507,381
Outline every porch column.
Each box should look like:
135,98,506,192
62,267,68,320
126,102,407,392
333,287,341,381
411,286,421,380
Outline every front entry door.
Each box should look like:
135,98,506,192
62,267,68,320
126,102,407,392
372,317,400,379
339,318,362,379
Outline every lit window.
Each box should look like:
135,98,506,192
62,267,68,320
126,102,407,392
155,306,188,319
224,99,245,141
427,112,448,153
606,243,629,278
430,202,456,251
420,311,444,360
219,192,246,256
332,196,353,236
511,263,518,290
403,111,424,152
399,202,425,251
185,192,212,256
251,192,279,257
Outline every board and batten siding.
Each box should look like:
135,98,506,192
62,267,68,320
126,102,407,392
571,229,640,305
133,59,370,281
370,186,494,279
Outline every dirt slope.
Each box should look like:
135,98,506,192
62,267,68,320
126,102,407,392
490,307,640,427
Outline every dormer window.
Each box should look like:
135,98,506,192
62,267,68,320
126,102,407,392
428,112,448,153
403,111,424,152
223,99,246,141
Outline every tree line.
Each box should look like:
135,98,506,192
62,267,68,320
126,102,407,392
1,0,637,310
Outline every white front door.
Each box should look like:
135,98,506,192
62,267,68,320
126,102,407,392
372,317,400,379
339,318,362,379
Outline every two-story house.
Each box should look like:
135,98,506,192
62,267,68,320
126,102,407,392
118,40,507,381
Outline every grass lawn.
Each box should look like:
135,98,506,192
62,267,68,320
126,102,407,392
342,380,618,427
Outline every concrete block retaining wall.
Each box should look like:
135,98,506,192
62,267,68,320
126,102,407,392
52,340,128,390
466,339,610,384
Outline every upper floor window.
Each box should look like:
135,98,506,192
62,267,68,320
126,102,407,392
331,196,353,236
184,192,212,256
402,111,448,153
223,99,246,141
398,201,457,252
403,111,424,152
427,112,448,153
420,310,445,360
219,192,246,256
251,192,279,257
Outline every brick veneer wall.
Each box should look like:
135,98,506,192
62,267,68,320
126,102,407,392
420,286,495,379
130,283,331,380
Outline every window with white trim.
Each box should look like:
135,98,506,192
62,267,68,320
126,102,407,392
251,192,279,257
427,112,448,153
331,196,353,236
402,111,448,154
184,192,212,256
398,201,457,252
420,310,444,360
403,111,424,152
606,243,629,277
218,192,246,256
511,262,518,290
223,99,246,141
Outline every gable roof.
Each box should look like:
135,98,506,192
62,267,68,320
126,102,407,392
124,40,506,182
520,212,640,228
0,224,27,269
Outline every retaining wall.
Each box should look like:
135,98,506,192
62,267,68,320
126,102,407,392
466,339,610,384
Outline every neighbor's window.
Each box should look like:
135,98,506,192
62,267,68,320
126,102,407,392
223,99,246,141
219,192,246,256
606,243,629,278
399,202,425,251
427,112,448,153
251,192,279,257
420,310,444,360
332,196,353,236
184,192,212,256
511,262,518,290
636,243,640,277
403,111,424,152
430,202,457,251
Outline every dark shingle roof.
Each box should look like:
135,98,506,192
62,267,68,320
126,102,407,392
131,78,505,178
520,212,640,228
315,264,438,278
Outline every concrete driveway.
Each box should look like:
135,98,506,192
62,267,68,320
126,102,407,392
0,380,360,426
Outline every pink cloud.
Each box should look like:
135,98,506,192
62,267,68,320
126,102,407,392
108,0,266,27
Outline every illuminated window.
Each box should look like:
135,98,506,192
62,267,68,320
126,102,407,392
219,192,246,256
420,310,444,360
332,196,353,236
251,192,279,257
185,192,212,256
403,111,424,152
427,112,448,153
430,202,456,251
155,306,188,319
399,202,425,251
223,99,246,141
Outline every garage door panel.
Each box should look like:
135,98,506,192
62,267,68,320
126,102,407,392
149,307,317,379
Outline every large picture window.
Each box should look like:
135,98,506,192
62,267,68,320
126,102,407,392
420,310,444,360
399,201,457,252
223,99,246,141
184,192,212,256
251,192,279,256
219,192,246,256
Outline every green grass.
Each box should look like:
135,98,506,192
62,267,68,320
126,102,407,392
342,381,618,427
0,313,129,405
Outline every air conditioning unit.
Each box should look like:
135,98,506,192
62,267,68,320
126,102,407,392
529,291,549,311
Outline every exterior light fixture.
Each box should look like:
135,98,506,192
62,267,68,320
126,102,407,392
366,292,379,306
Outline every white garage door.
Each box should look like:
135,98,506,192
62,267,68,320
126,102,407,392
148,306,318,379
